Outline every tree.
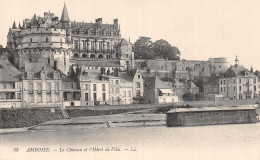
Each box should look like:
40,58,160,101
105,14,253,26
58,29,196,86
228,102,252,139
167,46,180,60
182,92,195,101
194,92,206,101
133,37,154,59
133,96,145,104
152,39,172,60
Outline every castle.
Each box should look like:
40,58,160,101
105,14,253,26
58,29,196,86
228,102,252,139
7,3,134,75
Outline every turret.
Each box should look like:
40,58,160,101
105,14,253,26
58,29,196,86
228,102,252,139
12,21,17,29
235,55,239,67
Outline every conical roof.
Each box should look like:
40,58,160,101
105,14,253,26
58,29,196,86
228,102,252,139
12,21,17,29
60,3,70,22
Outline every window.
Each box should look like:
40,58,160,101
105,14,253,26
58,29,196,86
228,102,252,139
138,75,140,79
55,83,59,92
73,93,76,100
234,86,236,91
46,83,51,93
136,82,141,88
30,38,32,43
6,93,9,99
85,93,88,101
116,88,119,94
116,80,119,84
64,93,68,100
17,93,21,99
47,94,51,102
85,84,89,90
75,40,79,50
233,79,236,84
102,84,105,91
221,87,222,92
136,90,141,96
29,83,33,93
254,78,256,83
37,83,42,93
239,79,241,84
223,80,225,85
102,93,106,101
93,93,97,101
38,94,42,103
93,84,96,91
223,87,225,92
128,90,131,97
46,37,48,42
239,86,241,91
220,80,222,85
29,94,34,103
13,83,15,89
126,54,129,58
123,91,126,97
56,94,60,102
254,86,256,91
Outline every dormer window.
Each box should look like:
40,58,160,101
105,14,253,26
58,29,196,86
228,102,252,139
54,72,60,79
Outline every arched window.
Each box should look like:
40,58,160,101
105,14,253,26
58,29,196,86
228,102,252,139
90,54,95,58
82,54,87,58
98,54,103,59
73,53,79,58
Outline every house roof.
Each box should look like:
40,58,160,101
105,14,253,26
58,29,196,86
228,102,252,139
145,76,173,89
75,60,120,67
120,38,129,45
0,60,21,82
224,65,257,78
24,62,58,79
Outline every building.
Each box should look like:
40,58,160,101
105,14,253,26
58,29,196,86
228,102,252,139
166,106,257,127
79,69,110,106
219,56,259,99
61,72,81,107
144,76,178,104
173,79,200,100
7,3,135,76
0,60,22,108
22,62,63,107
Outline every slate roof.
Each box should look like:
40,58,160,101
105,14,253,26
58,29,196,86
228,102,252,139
120,38,129,45
0,60,21,82
75,60,120,67
145,76,173,89
223,65,257,78
24,62,57,79
60,3,70,22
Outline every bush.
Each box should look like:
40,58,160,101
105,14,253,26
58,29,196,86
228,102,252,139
194,92,206,101
182,92,195,101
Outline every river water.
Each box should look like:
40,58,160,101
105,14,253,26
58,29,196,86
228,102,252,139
1,123,260,160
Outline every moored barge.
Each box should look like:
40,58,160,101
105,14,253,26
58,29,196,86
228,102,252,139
166,106,257,127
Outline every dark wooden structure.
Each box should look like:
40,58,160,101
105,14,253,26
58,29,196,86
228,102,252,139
166,106,257,127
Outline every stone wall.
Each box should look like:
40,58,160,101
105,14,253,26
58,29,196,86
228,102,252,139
0,107,64,128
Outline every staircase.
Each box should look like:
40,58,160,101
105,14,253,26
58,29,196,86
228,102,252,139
61,108,70,119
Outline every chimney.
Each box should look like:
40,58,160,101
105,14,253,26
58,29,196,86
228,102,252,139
100,67,105,75
107,68,110,75
250,66,253,73
113,19,118,29
96,18,102,25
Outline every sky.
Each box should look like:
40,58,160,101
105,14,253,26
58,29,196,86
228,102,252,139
0,0,260,70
